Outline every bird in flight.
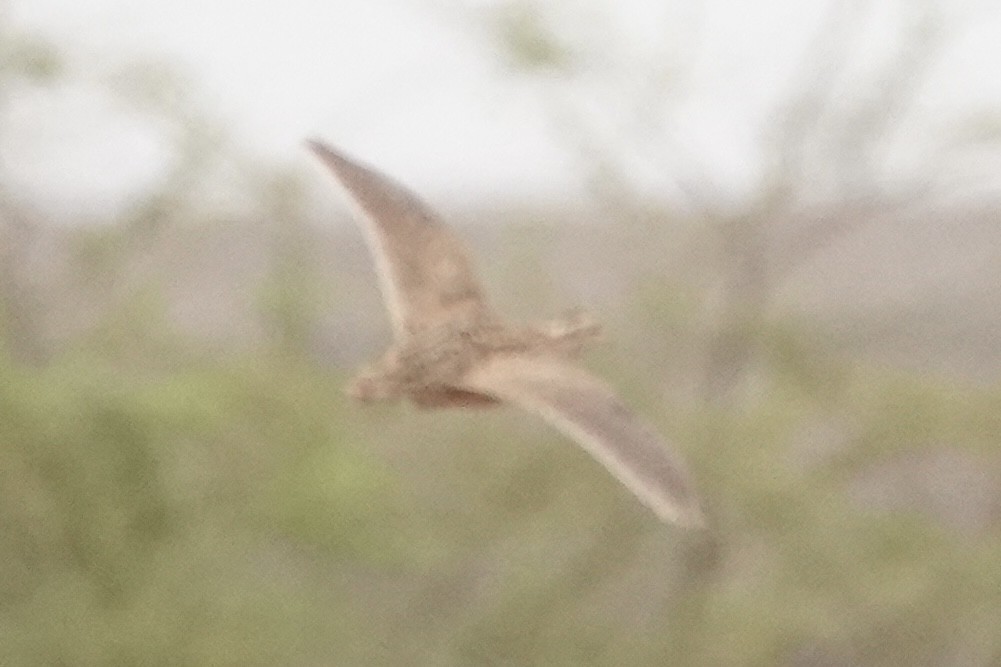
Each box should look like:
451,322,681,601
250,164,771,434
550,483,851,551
307,139,704,527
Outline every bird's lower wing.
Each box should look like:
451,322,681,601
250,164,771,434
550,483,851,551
460,355,704,527
308,140,489,337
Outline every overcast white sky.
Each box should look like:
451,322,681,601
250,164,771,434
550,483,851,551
6,0,1000,216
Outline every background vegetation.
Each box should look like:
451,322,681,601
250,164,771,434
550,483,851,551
2,2,1000,665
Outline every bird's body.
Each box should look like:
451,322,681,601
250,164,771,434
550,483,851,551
349,312,602,406
308,139,705,527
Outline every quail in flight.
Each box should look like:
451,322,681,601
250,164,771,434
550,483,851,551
308,140,704,527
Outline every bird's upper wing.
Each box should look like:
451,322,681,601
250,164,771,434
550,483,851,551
308,140,490,337
459,354,704,527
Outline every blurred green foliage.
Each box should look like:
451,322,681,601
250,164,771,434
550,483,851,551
0,344,418,664
2,8,1000,666
3,217,999,665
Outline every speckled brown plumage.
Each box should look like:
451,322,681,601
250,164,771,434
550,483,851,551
308,139,704,527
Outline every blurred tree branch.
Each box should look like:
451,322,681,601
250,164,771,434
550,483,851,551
0,12,65,364
481,0,974,404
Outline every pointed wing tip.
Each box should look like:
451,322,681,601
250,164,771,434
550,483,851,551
305,139,362,189
676,507,709,530
305,139,377,188
651,500,707,529
304,137,334,158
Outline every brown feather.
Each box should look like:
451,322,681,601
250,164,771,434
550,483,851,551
307,140,490,338
461,355,704,527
